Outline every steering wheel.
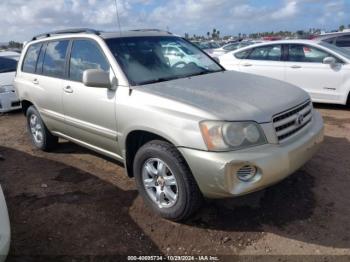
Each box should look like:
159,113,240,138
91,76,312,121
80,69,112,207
172,61,187,68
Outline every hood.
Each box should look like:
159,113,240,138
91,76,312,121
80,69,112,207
0,72,15,87
134,71,309,123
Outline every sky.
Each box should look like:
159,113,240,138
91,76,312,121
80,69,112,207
0,0,349,42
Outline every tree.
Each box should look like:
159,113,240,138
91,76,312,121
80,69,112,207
212,28,217,39
184,33,189,39
207,32,210,39
339,25,345,31
217,30,220,39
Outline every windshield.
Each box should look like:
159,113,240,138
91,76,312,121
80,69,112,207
106,36,223,85
319,42,350,60
0,57,17,73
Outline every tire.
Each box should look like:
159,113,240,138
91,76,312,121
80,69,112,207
133,140,202,221
26,106,58,151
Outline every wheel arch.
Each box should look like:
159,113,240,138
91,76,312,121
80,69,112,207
21,100,34,115
124,129,179,178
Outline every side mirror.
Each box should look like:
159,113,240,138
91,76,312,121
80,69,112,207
323,57,336,65
83,69,111,88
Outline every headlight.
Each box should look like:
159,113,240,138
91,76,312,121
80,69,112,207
0,85,13,94
199,121,267,151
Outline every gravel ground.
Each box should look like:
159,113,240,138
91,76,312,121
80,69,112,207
0,104,349,261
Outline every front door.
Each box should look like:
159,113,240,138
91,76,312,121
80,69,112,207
284,44,344,102
62,39,118,154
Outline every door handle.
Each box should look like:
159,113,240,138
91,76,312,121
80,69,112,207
242,63,252,67
32,79,39,85
63,86,74,93
290,65,302,69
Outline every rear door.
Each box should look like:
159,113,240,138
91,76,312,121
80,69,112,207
17,40,69,132
284,44,344,102
62,39,118,154
237,44,285,81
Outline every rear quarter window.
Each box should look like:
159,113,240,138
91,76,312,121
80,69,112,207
22,43,42,73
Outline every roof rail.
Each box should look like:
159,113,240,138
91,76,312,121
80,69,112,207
32,28,101,41
130,29,172,35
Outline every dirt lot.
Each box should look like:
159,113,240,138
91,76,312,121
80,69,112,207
0,104,350,261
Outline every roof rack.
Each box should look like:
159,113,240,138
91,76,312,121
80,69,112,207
130,29,172,35
32,28,101,41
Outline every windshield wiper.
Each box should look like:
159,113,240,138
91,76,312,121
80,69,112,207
137,76,179,85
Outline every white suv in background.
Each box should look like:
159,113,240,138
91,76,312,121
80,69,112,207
0,51,21,113
220,40,350,105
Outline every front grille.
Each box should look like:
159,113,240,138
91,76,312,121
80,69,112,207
273,100,312,142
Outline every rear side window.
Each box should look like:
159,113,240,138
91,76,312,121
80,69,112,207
69,40,109,82
323,37,336,44
42,40,69,78
22,43,42,73
234,49,251,59
336,36,350,48
247,45,282,61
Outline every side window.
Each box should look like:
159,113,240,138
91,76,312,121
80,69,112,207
336,36,350,48
69,40,109,82
0,57,17,73
288,44,334,63
224,43,236,51
323,37,336,44
42,40,69,78
22,43,42,73
247,45,282,61
234,49,251,59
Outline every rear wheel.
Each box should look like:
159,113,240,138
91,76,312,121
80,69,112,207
133,140,202,221
26,106,58,151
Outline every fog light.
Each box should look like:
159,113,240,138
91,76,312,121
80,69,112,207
236,165,257,181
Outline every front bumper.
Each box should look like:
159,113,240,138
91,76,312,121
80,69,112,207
179,111,324,198
0,91,21,113
0,186,10,262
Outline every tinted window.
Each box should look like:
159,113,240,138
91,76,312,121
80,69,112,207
224,43,239,51
336,35,350,48
247,45,282,61
288,44,333,63
69,40,109,82
43,40,69,78
323,37,336,44
234,49,251,59
0,57,17,73
22,43,42,73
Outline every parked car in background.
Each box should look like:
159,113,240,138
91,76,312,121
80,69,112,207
0,51,21,113
194,41,221,55
220,40,350,105
15,29,323,221
0,185,10,262
316,31,350,51
211,41,260,57
162,44,201,67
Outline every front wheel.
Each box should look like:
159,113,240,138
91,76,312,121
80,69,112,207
133,140,202,221
26,106,58,151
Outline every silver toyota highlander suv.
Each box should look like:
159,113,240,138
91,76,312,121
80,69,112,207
14,29,324,221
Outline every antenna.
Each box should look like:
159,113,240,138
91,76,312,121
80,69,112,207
114,0,122,35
